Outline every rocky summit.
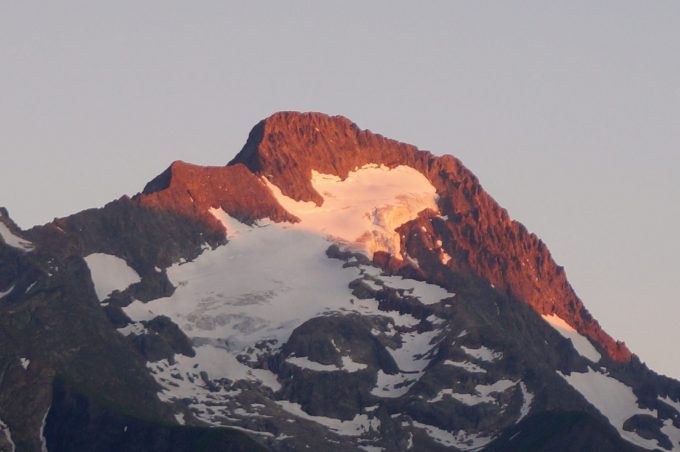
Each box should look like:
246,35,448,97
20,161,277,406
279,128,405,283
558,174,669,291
0,112,678,452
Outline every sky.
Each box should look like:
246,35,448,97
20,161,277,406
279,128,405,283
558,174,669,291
1,2,678,379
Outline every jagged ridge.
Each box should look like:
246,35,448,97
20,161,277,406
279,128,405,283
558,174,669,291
224,111,629,362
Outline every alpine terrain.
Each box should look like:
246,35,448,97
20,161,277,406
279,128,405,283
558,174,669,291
0,112,678,452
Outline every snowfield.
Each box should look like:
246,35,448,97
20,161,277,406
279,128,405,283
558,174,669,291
265,164,439,258
122,165,458,440
124,208,452,411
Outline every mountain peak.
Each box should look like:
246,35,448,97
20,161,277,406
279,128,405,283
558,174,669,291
7,111,676,452
138,111,632,364
229,111,424,204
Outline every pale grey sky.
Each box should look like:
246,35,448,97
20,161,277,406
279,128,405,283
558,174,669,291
1,2,678,378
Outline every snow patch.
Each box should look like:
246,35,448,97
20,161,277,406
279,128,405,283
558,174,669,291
0,285,13,300
372,328,442,398
443,360,486,374
359,446,384,452
265,164,438,258
276,400,380,437
661,419,680,450
461,345,502,362
342,356,369,372
372,371,417,399
0,223,33,251
517,382,534,422
116,322,147,337
542,314,601,362
410,421,492,450
19,358,29,370
558,368,661,450
0,418,15,452
287,356,340,372
431,379,517,405
142,344,280,426
40,405,49,452
286,354,367,373
84,253,141,301
360,265,453,305
159,345,280,399
659,395,680,414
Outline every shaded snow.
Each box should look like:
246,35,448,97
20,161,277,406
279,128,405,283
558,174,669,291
542,314,601,362
517,382,534,422
658,396,680,450
372,371,419,399
371,327,443,398
276,401,380,437
342,356,369,372
660,396,680,414
40,406,49,452
24,282,36,294
559,368,662,450
116,322,147,336
143,344,279,427
287,356,340,372
155,344,281,399
0,418,15,452
84,253,141,301
661,419,680,450
0,223,33,252
431,379,517,405
360,265,453,305
461,345,502,362
443,360,486,374
410,421,492,450
265,164,438,258
0,285,13,300
287,353,367,373
359,446,384,452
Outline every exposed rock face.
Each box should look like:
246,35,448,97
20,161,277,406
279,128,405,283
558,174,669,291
229,111,630,362
1,111,678,451
140,160,297,228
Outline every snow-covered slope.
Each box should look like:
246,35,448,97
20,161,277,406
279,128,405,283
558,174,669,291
543,314,601,362
120,196,460,448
